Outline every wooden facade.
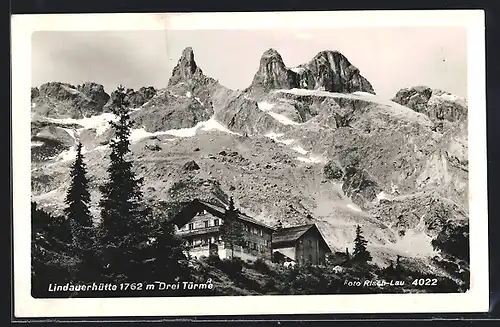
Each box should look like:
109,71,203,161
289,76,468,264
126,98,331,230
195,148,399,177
272,224,331,265
171,199,275,262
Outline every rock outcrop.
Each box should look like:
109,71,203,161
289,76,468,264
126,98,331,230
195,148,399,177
167,47,229,109
125,86,157,108
130,90,210,132
392,86,467,123
31,82,110,119
246,48,299,94
297,50,375,94
246,49,375,96
214,92,289,136
168,47,206,86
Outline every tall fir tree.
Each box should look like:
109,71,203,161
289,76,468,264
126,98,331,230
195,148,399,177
353,225,372,263
220,197,246,258
98,85,154,283
63,142,93,248
63,141,97,282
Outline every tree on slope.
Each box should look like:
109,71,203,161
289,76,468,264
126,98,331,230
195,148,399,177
63,141,98,281
353,225,372,263
220,197,246,258
98,85,154,283
146,206,190,283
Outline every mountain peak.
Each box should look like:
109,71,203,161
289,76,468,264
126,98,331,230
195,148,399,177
245,48,297,94
168,47,204,86
262,48,283,59
314,49,341,57
181,47,195,61
246,48,375,95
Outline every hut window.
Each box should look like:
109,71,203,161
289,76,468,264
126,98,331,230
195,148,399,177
189,223,194,230
214,219,219,226
204,220,209,228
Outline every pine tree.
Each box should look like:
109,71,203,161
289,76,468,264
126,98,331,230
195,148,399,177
64,142,94,250
147,208,190,284
353,225,372,263
220,197,246,258
98,85,154,283
63,141,97,282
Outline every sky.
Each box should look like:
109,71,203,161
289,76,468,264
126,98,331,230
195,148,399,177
31,27,467,99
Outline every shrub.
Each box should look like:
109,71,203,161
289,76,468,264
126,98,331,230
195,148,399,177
218,257,243,276
206,254,221,266
253,258,270,274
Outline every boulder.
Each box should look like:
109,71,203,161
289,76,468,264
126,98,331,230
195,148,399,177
183,160,200,171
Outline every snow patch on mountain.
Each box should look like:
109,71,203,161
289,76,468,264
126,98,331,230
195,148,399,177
275,88,433,126
292,145,308,155
130,117,240,142
296,155,325,164
258,101,300,126
265,132,295,145
289,66,305,74
62,128,78,142
57,145,88,162
257,101,275,111
268,112,300,126
353,91,376,97
346,203,363,212
201,118,241,135
375,191,394,202
45,113,117,136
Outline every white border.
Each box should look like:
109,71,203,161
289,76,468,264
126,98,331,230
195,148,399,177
12,10,488,317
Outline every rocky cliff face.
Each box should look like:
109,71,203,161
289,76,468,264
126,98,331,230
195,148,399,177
298,50,375,94
168,47,206,86
246,49,299,94
392,86,467,125
246,49,375,96
167,47,229,109
30,47,469,285
32,82,110,119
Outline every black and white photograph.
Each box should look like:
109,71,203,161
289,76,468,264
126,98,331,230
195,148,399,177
12,10,489,317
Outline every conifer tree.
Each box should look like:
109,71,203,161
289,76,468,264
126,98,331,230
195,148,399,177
147,207,190,283
98,85,153,282
220,197,246,258
353,225,372,263
64,142,94,250
63,141,97,282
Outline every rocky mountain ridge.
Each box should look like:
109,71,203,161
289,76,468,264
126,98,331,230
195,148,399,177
30,47,469,286
246,48,374,96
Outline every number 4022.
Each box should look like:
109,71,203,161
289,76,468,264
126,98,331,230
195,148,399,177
412,278,438,286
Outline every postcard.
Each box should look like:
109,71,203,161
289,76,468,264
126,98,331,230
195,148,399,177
11,9,488,317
